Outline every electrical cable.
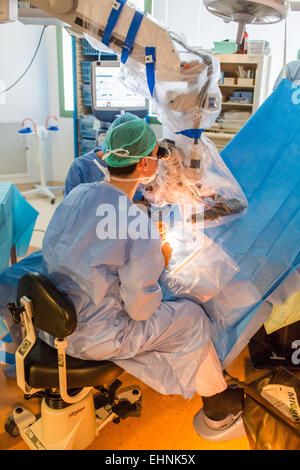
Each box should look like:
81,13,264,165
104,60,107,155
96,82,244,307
0,26,47,96
64,26,72,38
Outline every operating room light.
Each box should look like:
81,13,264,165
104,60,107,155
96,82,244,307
204,0,289,43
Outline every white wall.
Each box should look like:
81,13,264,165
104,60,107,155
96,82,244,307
153,0,202,46
0,22,74,184
0,21,50,182
45,26,74,183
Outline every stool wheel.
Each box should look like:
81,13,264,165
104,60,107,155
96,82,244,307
5,415,20,438
51,199,56,205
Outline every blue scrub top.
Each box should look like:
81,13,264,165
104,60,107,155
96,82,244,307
64,146,106,197
273,60,300,89
65,146,144,201
65,113,145,200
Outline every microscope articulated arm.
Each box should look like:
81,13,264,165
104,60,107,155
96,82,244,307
26,0,184,82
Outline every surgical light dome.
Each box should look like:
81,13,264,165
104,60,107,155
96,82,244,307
204,0,289,43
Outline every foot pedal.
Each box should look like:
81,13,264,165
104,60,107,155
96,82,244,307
193,409,246,442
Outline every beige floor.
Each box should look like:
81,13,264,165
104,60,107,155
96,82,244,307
0,189,268,450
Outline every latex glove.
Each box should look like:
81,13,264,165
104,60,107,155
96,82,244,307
161,242,173,268
154,221,168,243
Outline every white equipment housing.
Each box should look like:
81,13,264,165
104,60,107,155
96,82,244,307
17,1,66,25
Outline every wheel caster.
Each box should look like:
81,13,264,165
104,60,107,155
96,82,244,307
5,414,20,438
51,199,56,205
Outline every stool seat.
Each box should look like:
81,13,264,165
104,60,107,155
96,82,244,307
24,338,123,389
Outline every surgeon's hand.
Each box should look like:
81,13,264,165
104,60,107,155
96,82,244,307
155,221,168,243
161,242,173,268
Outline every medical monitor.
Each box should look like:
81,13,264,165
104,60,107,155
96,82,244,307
91,61,148,122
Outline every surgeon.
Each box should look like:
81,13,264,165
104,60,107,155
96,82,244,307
273,60,300,90
64,112,142,198
41,118,244,433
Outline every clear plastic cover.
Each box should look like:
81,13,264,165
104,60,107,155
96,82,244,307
142,136,247,227
160,227,239,303
83,1,222,130
82,1,247,226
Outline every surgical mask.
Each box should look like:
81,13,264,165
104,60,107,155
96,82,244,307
103,148,159,165
97,147,160,184
111,168,159,185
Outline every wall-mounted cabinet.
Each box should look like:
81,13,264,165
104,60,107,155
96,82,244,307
205,54,271,151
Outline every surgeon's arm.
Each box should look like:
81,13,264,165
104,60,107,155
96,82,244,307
118,238,165,322
64,161,83,197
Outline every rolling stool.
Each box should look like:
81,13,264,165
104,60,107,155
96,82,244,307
4,273,142,450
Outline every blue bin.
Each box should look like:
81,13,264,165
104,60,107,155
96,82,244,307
80,139,97,154
81,38,118,60
82,38,99,56
82,84,92,107
81,61,92,83
79,116,99,139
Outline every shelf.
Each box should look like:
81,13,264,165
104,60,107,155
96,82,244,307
219,84,255,89
222,102,253,107
214,54,266,65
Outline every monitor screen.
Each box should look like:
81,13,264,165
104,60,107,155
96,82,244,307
94,65,146,110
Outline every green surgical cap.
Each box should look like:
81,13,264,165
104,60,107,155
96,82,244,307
109,112,139,131
105,119,157,168
103,113,138,152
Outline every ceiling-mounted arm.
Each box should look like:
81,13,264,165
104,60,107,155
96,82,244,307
25,0,183,82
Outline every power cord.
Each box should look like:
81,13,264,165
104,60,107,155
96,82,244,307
64,26,72,38
0,26,47,96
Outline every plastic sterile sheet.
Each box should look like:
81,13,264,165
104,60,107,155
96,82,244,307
160,226,239,303
83,1,248,227
83,1,222,130
142,135,247,227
